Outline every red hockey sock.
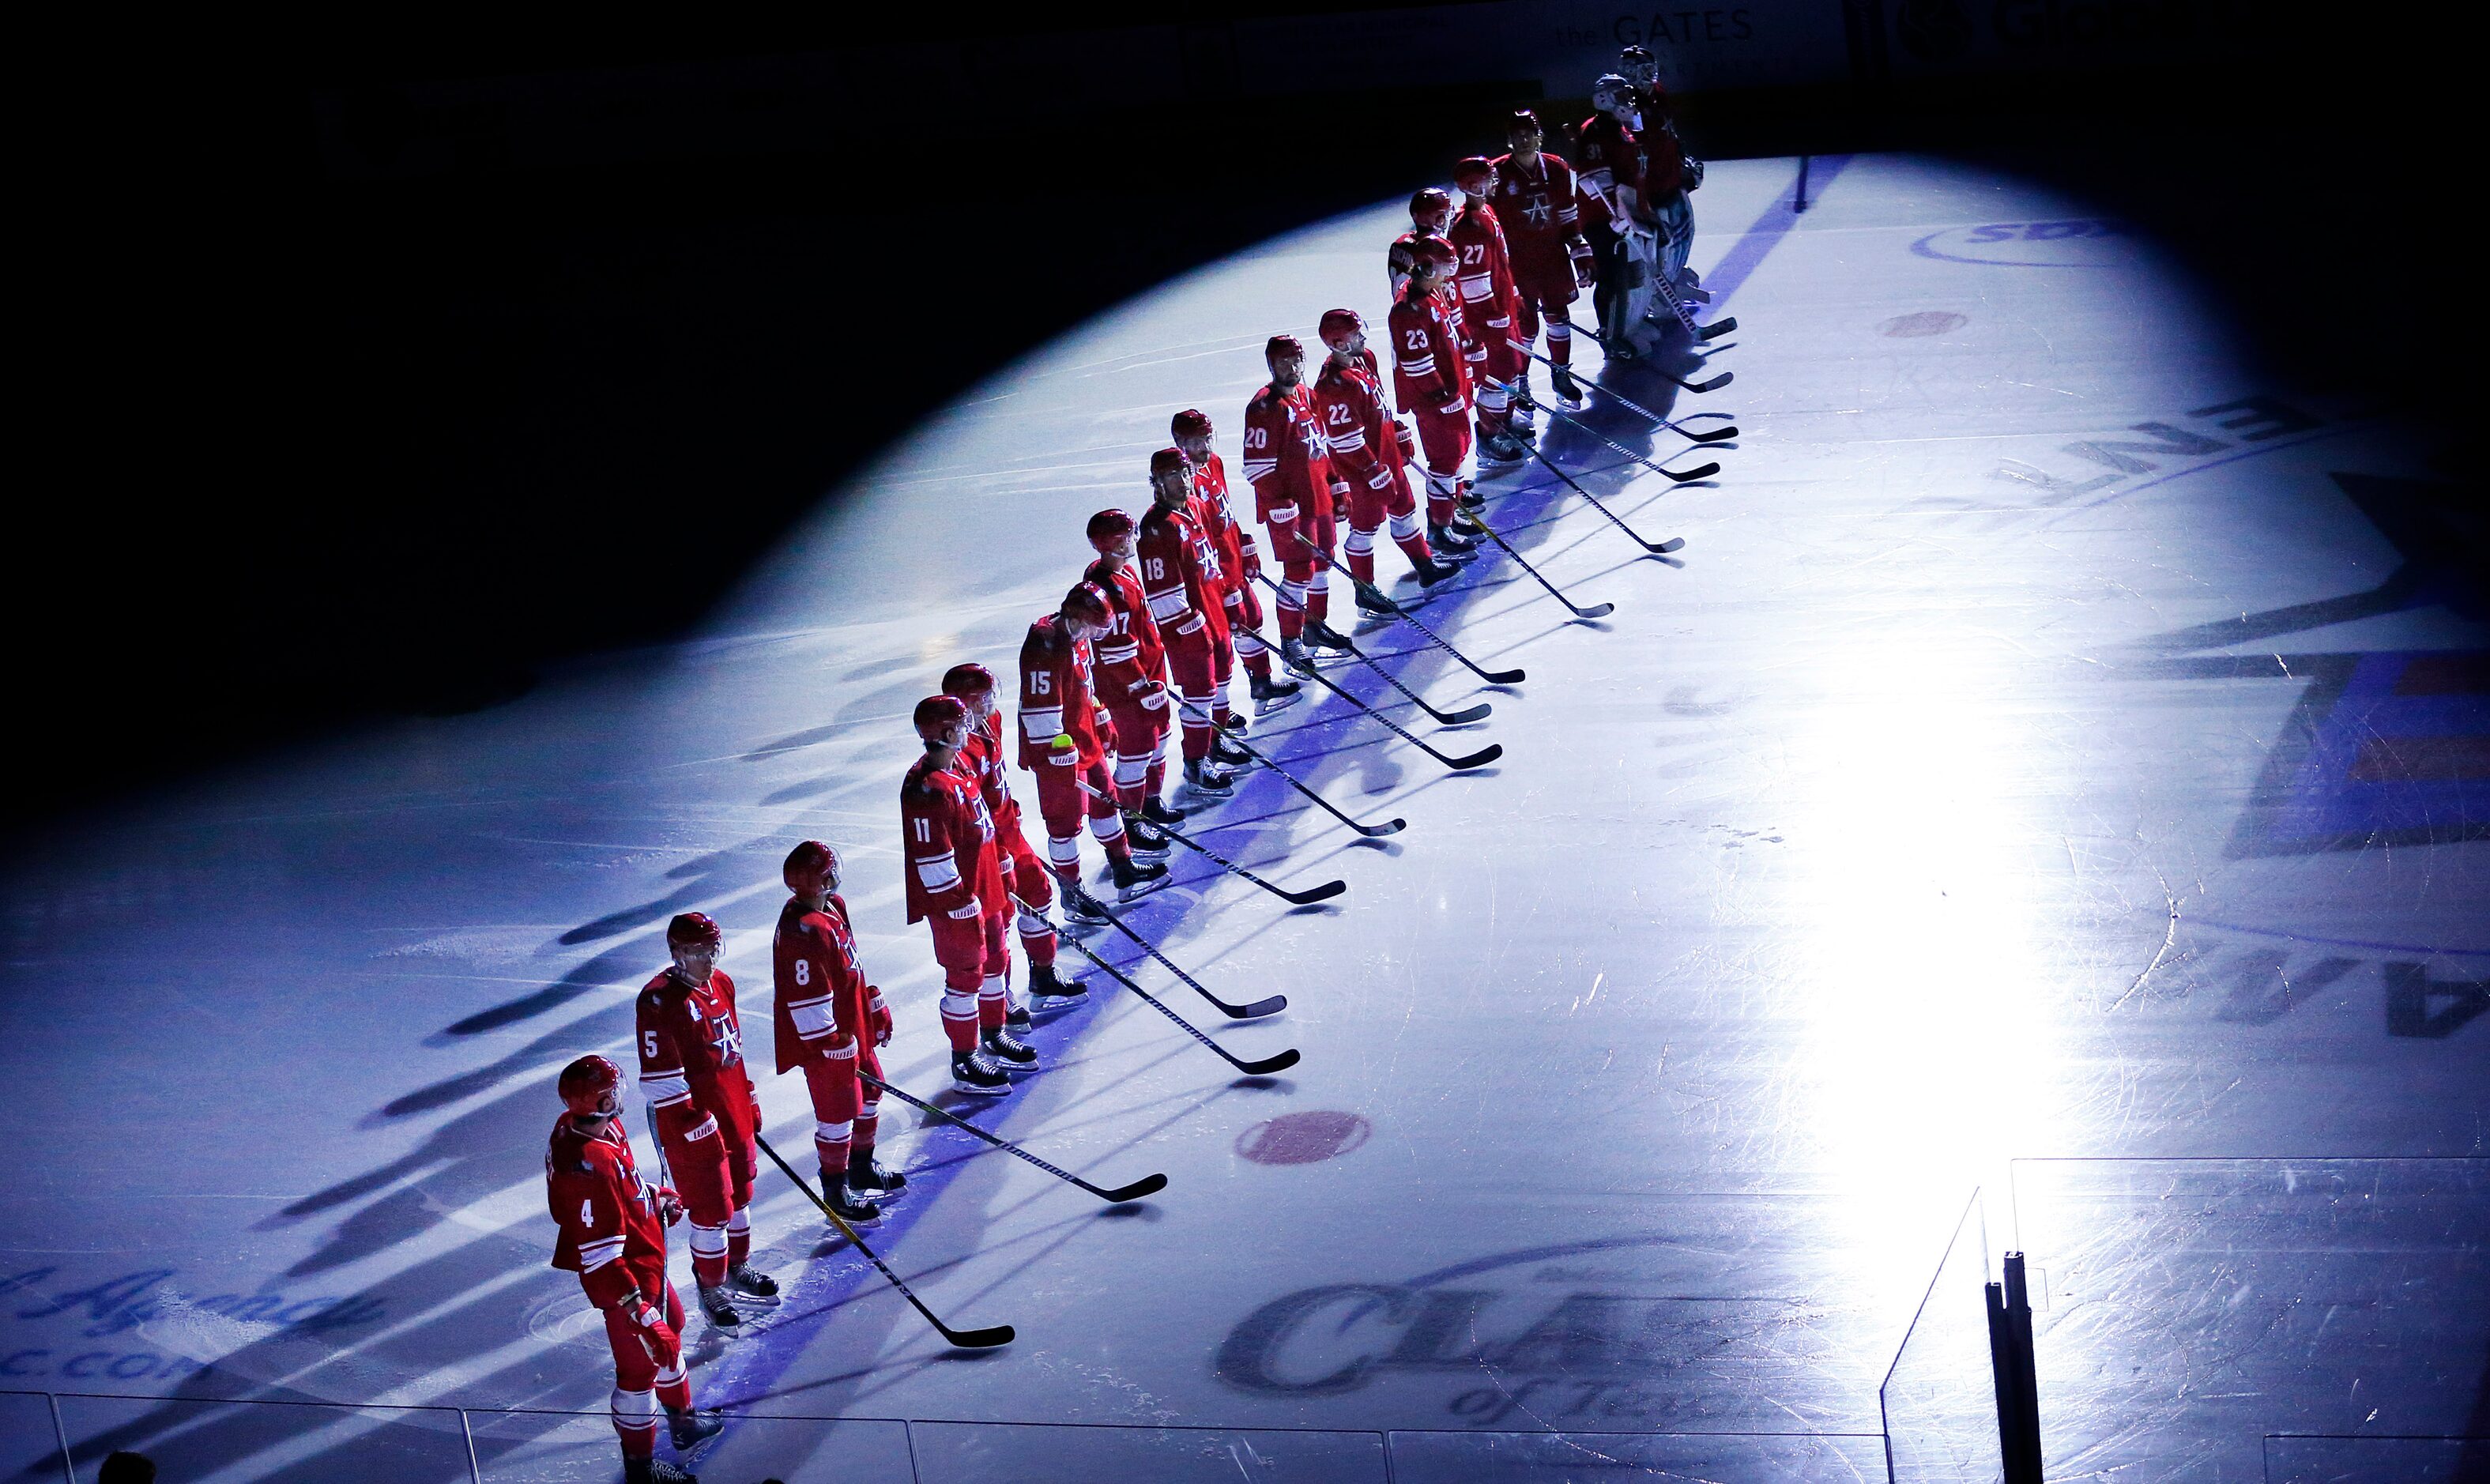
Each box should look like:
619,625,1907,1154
979,972,1007,1030
1305,586,1329,627
689,1224,727,1289
1346,547,1376,586
1428,492,1455,527
815,1129,851,1188
1017,917,1056,968
613,1399,657,1461
1396,529,1435,567
655,1375,690,1414
726,1208,750,1268
1146,757,1166,797
1276,606,1303,642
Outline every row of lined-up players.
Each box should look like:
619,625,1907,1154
528,47,1705,1481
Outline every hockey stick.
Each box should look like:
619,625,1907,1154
1512,431,1686,555
754,1133,1014,1349
857,1070,1167,1204
1171,691,1404,837
1528,337,1738,434
1281,653,1502,770
1512,388,1723,485
1282,530,1524,686
1020,893,1302,1076
1253,572,1491,725
1075,775,1345,906
1059,849,1287,1019
1454,509,1615,618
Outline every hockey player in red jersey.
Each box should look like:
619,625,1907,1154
773,839,902,1222
544,1055,721,1483
1172,409,1299,716
1387,186,1456,298
943,661,1087,1011
1490,109,1598,410
1083,509,1180,853
1137,446,1246,800
1450,156,1531,464
1388,236,1479,552
1242,333,1349,666
635,911,774,1332
903,695,1031,1092
1313,307,1467,613
1018,585,1170,910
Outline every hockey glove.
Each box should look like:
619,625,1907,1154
656,1187,685,1226
1568,237,1596,288
946,901,982,921
868,989,893,1046
1392,420,1418,461
624,1298,683,1370
748,1097,763,1136
1329,480,1351,520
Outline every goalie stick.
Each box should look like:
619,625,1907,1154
1282,529,1525,686
1254,572,1491,725
755,1133,1014,1349
1280,653,1503,771
1021,892,1303,1076
1172,692,1405,837
857,1070,1168,1204
1452,510,1616,619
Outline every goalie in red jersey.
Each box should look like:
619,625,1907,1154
544,1054,721,1484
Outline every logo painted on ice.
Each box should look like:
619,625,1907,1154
1215,1236,1825,1427
1911,219,2134,267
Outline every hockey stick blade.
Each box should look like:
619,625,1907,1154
1698,316,1737,341
1668,370,1733,394
858,1070,1168,1204
754,1134,1014,1348
1026,894,1305,1075
1278,534,1524,686
1653,536,1686,554
1082,883,1285,1020
1160,818,1348,907
1659,460,1720,484
1433,699,1493,725
1441,741,1504,770
1685,425,1738,443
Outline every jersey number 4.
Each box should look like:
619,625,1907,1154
580,1197,596,1228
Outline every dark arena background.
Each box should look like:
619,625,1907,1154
9,6,2484,1482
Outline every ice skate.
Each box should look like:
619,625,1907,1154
981,1024,1038,1070
1549,363,1586,409
695,1284,744,1331
1028,960,1089,1008
1141,795,1185,825
1111,852,1170,902
1429,522,1479,558
1415,556,1462,589
847,1150,907,1199
1185,756,1237,799
668,1407,725,1449
1249,670,1302,713
1123,812,1173,861
625,1460,697,1484
950,1049,1010,1096
1209,732,1253,769
725,1264,779,1306
1479,427,1528,464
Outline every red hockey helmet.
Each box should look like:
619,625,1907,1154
1062,581,1113,629
1264,333,1304,366
1317,307,1366,349
1453,156,1494,194
1509,107,1544,137
783,838,839,896
941,661,996,699
1411,234,1458,269
666,911,721,950
1087,507,1137,551
1149,446,1188,478
558,1054,623,1118
1410,186,1453,233
1170,408,1213,441
914,693,970,742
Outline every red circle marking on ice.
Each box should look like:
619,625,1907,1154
1880,311,1968,338
1235,1110,1372,1166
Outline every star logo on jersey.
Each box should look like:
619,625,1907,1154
702,1007,743,1069
1521,194,1553,227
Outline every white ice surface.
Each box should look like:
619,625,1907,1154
2,154,2483,1484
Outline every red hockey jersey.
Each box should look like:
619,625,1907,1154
635,967,752,1132
1313,350,1404,500
1017,613,1107,770
1082,556,1166,699
1388,284,1471,416
1241,382,1334,524
902,754,1004,923
1189,452,1258,592
545,1115,669,1307
1136,500,1229,650
772,894,879,1074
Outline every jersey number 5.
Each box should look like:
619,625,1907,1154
642,1030,661,1060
